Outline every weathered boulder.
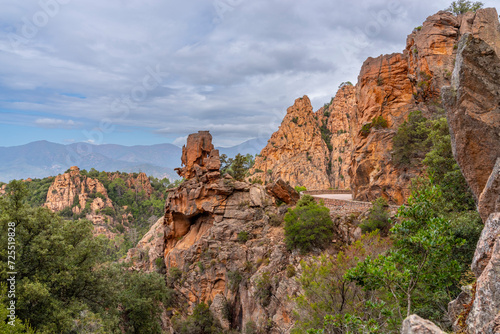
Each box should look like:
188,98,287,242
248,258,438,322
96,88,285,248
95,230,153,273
265,178,299,205
401,314,446,334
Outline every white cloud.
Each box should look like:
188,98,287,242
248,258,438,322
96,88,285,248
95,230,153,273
172,136,187,147
34,118,80,129
0,0,474,145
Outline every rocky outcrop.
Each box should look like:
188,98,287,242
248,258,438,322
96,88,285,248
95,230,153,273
465,213,500,334
44,166,113,213
443,27,500,207
421,9,500,334
250,87,355,191
125,172,154,197
349,10,476,204
401,315,446,334
175,130,221,180
320,84,356,190
126,217,166,272
250,96,332,190
350,51,415,204
127,131,320,333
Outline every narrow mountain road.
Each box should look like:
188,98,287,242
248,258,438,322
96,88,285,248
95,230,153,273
312,193,353,201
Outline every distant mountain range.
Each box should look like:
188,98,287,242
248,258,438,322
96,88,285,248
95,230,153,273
0,138,267,182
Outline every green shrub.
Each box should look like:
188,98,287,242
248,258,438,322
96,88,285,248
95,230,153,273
245,320,259,334
255,272,273,307
116,223,125,233
422,117,476,211
286,264,296,278
237,231,249,243
359,197,391,236
339,81,353,89
168,267,182,287
295,186,307,193
227,270,243,292
446,0,483,15
173,302,222,334
371,116,388,129
284,195,334,253
100,207,115,216
360,123,372,136
58,206,74,218
392,110,431,166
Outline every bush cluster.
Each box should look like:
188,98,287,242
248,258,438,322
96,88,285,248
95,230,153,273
284,195,334,253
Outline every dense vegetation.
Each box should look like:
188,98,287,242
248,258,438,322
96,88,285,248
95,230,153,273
292,177,482,333
284,195,335,253
359,197,391,236
0,181,175,333
50,168,180,259
392,111,475,211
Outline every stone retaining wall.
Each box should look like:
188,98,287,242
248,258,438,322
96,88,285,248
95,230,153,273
315,197,373,216
303,189,352,195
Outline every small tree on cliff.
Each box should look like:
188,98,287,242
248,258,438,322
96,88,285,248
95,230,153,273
284,195,334,253
446,0,483,15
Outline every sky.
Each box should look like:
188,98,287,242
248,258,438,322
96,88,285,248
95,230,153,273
0,0,496,148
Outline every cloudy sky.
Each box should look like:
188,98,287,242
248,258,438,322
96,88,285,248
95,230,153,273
0,0,494,147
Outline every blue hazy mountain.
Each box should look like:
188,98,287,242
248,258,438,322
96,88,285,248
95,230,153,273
0,138,266,182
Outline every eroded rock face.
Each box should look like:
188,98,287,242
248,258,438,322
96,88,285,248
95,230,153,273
127,131,313,333
250,96,332,190
478,159,500,222
250,88,355,191
126,172,154,197
44,166,113,213
465,213,500,334
321,84,356,190
444,31,500,203
350,10,470,204
440,9,500,334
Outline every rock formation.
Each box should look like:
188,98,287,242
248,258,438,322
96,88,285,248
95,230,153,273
442,15,500,215
407,8,500,334
127,131,341,333
44,166,113,214
250,88,354,191
320,84,356,190
349,10,473,204
125,172,154,197
250,96,332,190
252,9,499,204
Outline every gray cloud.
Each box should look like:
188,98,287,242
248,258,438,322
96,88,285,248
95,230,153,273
35,118,81,129
0,0,484,146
